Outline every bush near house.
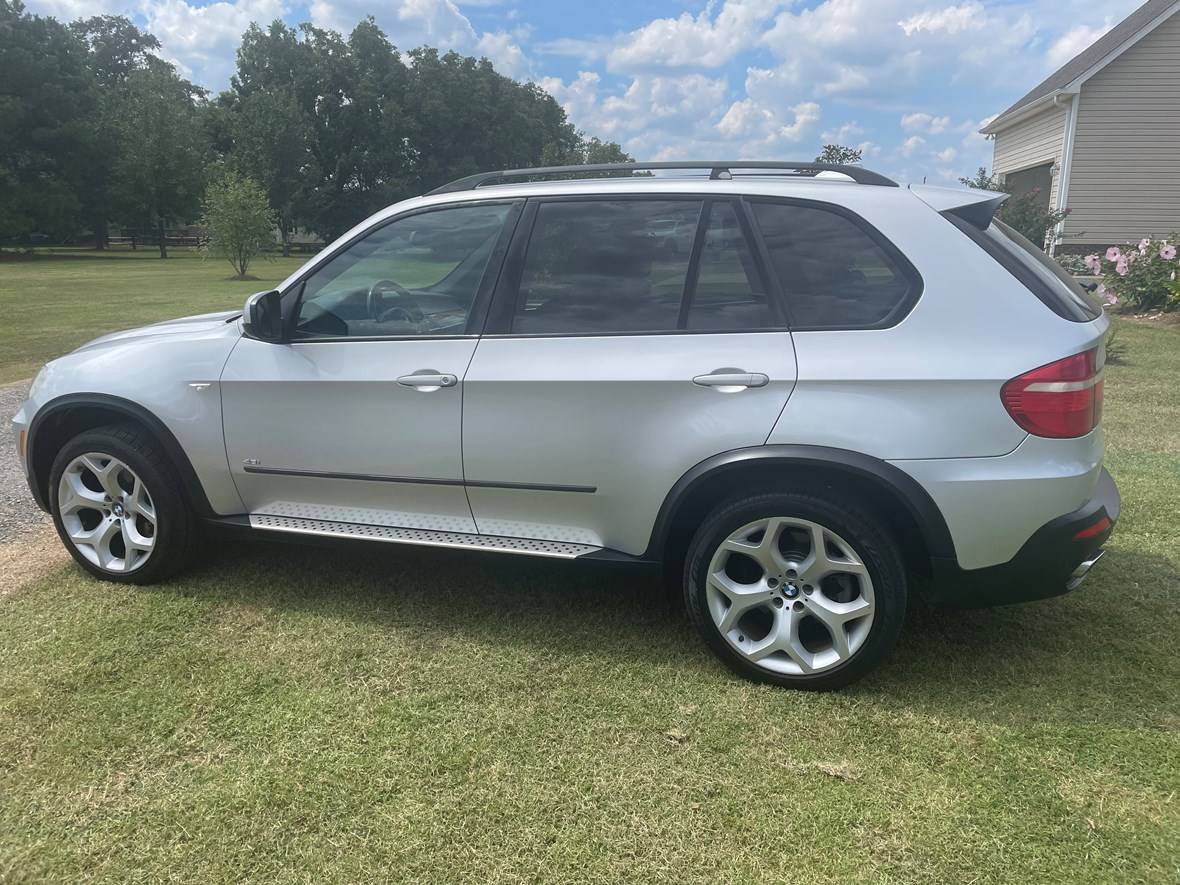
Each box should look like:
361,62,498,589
1083,238,1180,312
959,167,1069,249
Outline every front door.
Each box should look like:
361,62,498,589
221,200,519,531
462,195,798,555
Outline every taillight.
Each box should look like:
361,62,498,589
1001,346,1104,439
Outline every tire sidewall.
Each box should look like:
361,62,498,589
49,427,190,584
684,491,907,690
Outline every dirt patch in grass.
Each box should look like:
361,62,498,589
0,525,68,599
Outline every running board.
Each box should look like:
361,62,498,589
246,513,601,559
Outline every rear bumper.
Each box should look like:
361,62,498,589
926,467,1119,608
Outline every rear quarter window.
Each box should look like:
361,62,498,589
945,215,1103,323
750,201,921,330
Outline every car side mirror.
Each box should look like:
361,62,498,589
242,290,284,342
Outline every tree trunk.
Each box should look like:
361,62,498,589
94,220,108,251
157,218,168,259
281,215,291,258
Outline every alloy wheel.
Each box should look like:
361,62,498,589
57,452,157,573
705,516,875,676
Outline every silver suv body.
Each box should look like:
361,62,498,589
13,162,1119,689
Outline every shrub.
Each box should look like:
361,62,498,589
201,171,276,278
1054,253,1090,275
1082,237,1180,312
958,167,1069,248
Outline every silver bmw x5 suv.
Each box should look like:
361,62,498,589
13,161,1119,689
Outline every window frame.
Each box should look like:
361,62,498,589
279,198,525,344
481,193,790,338
744,195,924,332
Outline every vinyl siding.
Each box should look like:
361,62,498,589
991,104,1067,208
1063,9,1180,245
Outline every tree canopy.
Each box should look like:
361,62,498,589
0,2,630,251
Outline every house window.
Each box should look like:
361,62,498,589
1003,163,1054,210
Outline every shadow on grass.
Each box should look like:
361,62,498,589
148,531,1178,728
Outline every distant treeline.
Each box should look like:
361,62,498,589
0,0,629,255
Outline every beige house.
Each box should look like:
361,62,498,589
982,0,1180,252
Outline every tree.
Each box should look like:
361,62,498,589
0,0,96,244
958,166,1069,249
201,171,275,277
815,144,863,165
112,59,208,257
70,15,161,248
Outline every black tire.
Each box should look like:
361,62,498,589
683,491,907,690
48,423,198,584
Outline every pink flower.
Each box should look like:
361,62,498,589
1084,254,1102,275
1139,238,1151,253
1105,246,1121,261
1161,244,1177,260
1116,257,1130,276
1098,284,1119,306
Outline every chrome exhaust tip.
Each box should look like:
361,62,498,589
1067,549,1106,591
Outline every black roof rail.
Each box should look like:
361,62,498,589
427,161,899,195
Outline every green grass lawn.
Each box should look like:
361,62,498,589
1,254,1178,882
0,249,306,384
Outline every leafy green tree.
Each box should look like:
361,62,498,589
201,171,276,277
815,144,863,165
69,15,161,248
112,59,208,257
0,0,96,244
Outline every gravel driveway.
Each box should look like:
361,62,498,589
0,380,49,543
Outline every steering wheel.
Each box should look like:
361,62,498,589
366,279,415,320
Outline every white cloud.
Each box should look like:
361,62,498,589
1047,21,1112,69
310,0,475,50
934,146,957,162
901,112,950,134
717,99,820,147
141,0,285,88
821,121,865,144
476,31,529,78
900,135,926,156
26,0,125,18
606,0,781,71
897,2,985,37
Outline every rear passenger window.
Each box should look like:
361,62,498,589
512,200,700,334
685,202,774,330
751,202,918,329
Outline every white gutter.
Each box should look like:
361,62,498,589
1050,93,1080,255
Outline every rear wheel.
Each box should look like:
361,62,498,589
49,424,198,584
684,491,906,690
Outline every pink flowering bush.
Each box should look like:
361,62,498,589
1083,235,1180,312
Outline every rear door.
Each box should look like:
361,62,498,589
461,195,798,555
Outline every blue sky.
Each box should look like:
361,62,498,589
28,0,1144,183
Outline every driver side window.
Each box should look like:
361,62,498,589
294,202,513,339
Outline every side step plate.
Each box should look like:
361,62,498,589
248,514,601,559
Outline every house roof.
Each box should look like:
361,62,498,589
982,0,1180,134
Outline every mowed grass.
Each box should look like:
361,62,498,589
1,254,1178,882
0,249,306,384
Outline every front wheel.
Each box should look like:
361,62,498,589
684,491,907,690
49,423,198,584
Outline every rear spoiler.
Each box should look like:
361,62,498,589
910,184,1008,230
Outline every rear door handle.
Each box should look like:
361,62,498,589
692,371,770,390
397,371,457,391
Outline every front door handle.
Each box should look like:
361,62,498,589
397,370,457,391
692,370,770,391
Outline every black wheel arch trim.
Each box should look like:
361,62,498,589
643,444,956,562
25,393,217,517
